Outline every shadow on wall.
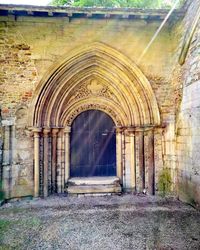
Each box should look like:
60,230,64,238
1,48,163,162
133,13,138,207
178,176,200,209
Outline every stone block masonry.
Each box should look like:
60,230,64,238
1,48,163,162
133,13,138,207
0,3,199,206
176,0,200,206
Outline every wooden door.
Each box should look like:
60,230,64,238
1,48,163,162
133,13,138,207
70,110,116,177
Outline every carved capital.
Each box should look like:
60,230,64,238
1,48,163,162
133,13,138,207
51,128,59,137
43,127,51,136
32,127,42,133
32,127,42,138
115,126,123,133
64,126,71,134
126,127,136,135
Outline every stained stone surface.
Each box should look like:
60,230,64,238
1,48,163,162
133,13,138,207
0,0,200,207
0,4,182,199
176,0,200,206
0,195,200,250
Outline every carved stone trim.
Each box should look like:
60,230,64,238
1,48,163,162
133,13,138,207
64,126,71,134
68,78,117,104
65,103,122,126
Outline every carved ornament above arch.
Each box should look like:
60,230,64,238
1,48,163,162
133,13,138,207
67,78,117,105
30,42,160,128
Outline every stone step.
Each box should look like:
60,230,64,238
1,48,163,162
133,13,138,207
66,176,121,195
67,184,121,194
68,176,120,186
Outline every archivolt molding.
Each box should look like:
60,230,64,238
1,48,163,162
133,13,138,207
30,42,160,128
63,102,123,127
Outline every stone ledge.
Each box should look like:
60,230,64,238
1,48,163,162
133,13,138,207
0,4,185,20
67,184,121,194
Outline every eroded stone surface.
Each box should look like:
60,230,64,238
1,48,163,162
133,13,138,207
0,1,200,206
176,0,200,206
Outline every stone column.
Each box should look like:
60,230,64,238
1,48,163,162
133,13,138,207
122,128,136,191
116,127,123,182
2,125,11,199
33,128,41,197
43,127,50,197
51,128,59,193
135,129,145,192
64,126,71,184
129,129,136,190
147,129,155,195
154,128,164,192
61,133,65,192
57,129,63,193
3,125,11,165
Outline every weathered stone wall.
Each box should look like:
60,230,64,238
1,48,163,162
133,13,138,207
0,9,183,198
176,0,200,206
0,15,181,118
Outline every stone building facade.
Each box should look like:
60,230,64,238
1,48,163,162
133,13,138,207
0,1,199,206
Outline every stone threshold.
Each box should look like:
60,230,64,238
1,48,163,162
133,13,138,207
68,176,120,185
66,176,121,195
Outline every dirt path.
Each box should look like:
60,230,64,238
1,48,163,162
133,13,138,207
0,195,200,250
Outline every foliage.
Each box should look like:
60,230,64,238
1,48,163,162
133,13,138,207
158,168,172,197
50,0,185,8
0,220,11,232
0,219,11,243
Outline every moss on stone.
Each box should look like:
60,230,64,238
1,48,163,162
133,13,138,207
158,168,172,197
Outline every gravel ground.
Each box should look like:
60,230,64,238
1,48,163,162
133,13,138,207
0,194,200,250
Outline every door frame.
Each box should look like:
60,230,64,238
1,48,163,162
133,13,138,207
64,124,123,183
69,110,117,178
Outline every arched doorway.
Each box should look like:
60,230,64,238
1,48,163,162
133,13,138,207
70,110,116,177
31,43,161,197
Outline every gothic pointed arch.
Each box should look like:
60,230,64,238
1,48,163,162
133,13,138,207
30,42,160,128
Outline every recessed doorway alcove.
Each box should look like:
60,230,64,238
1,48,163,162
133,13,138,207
30,42,160,197
68,109,119,195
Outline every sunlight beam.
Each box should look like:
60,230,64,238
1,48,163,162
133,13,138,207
137,0,180,64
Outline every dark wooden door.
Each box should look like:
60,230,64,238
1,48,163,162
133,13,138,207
70,110,116,177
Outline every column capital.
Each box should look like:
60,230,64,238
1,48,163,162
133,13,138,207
126,127,136,134
32,127,42,133
64,126,71,133
51,128,59,136
43,127,51,136
32,127,42,138
115,126,123,133
135,125,156,132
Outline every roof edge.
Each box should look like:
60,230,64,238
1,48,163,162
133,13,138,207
0,4,185,20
